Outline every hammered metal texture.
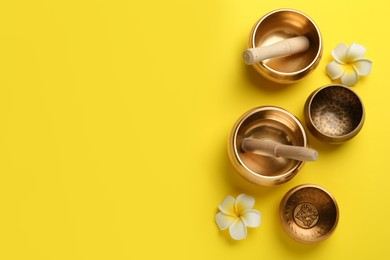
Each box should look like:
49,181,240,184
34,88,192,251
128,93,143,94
305,85,364,144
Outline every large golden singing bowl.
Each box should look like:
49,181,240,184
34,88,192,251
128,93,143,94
227,106,308,186
304,84,365,144
280,184,339,243
249,9,322,84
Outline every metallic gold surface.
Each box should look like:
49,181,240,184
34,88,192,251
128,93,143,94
304,84,365,144
227,106,307,186
279,184,339,243
248,9,322,84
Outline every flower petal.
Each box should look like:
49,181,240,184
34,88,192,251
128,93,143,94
346,43,366,62
235,194,255,214
341,66,359,86
229,219,247,240
332,43,348,63
241,209,261,228
353,59,372,76
218,196,236,216
215,212,236,230
326,61,346,80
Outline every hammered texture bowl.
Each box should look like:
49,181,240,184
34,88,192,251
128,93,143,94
304,85,365,144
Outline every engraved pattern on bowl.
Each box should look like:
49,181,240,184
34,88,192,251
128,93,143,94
279,184,339,243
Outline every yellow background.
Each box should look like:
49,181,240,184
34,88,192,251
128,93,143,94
0,0,388,259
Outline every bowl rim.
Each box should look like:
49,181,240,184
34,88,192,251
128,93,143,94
279,184,339,243
250,8,323,76
305,84,365,142
231,106,307,185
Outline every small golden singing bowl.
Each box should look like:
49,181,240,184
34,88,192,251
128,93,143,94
304,84,365,144
248,9,322,84
227,106,308,186
280,184,339,243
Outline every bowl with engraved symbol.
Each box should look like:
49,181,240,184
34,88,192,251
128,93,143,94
279,184,339,243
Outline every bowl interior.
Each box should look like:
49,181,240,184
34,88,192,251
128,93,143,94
235,108,306,178
309,86,364,137
253,10,321,74
280,186,338,243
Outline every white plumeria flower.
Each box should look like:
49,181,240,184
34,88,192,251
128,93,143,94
326,43,372,86
215,194,261,240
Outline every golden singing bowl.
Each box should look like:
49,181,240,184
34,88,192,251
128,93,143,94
280,184,339,243
304,84,365,144
249,9,322,84
227,106,308,186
